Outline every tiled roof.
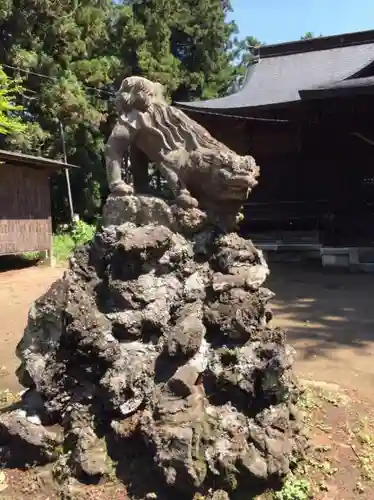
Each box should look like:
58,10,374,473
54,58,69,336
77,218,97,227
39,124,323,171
175,30,374,111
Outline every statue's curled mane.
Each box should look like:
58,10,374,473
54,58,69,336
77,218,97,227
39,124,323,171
115,76,232,154
106,75,259,210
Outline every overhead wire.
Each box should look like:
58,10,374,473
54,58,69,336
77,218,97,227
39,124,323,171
2,62,289,122
1,63,116,97
176,105,290,123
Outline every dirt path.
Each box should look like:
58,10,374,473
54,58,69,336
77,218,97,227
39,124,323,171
0,265,63,392
0,261,374,498
268,263,374,402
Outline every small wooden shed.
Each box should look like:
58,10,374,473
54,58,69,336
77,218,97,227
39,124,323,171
0,149,77,260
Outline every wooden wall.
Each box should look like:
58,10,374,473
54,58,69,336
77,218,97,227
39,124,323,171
0,163,52,255
187,105,374,245
184,111,250,154
198,108,374,210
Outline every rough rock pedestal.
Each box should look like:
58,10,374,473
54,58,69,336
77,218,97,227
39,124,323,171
1,193,307,498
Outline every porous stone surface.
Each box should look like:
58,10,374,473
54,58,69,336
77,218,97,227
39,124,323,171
5,194,307,497
0,409,63,467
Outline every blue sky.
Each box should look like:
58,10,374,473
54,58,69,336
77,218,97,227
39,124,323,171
230,0,374,45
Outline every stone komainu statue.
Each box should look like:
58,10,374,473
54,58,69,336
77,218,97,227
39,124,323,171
105,76,259,211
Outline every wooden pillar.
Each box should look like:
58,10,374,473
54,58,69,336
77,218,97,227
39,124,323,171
40,231,55,267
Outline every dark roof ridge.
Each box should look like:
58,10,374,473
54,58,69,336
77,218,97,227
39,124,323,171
303,75,374,91
299,75,374,100
255,29,374,58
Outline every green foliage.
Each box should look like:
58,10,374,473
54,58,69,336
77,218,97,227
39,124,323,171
0,65,26,135
230,35,261,90
53,219,96,262
301,32,323,40
0,0,324,227
0,0,256,221
301,32,314,40
70,218,96,245
274,475,311,500
52,233,76,263
22,219,96,263
235,210,244,228
0,0,120,221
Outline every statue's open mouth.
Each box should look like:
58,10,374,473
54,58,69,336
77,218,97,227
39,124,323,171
207,172,257,202
221,172,255,188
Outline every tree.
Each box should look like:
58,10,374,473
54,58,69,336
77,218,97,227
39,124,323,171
0,0,251,222
301,31,314,40
0,65,26,135
170,0,239,101
301,32,323,40
125,0,240,101
0,0,124,221
230,35,261,92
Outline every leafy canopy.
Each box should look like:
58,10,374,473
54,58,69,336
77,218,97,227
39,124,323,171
0,65,26,135
0,0,266,222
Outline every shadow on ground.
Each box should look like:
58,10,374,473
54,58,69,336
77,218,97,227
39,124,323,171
0,255,40,273
267,261,374,359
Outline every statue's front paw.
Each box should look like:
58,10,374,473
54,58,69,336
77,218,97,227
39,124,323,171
176,190,199,209
110,181,134,196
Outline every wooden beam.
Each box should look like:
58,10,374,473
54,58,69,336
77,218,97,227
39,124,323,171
352,132,374,146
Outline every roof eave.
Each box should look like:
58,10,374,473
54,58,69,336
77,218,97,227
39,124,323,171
174,64,259,111
0,149,78,170
300,87,374,100
176,100,300,116
174,93,249,112
299,78,374,100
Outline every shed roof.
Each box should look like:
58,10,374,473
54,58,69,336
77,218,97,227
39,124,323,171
0,149,77,170
175,29,374,113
